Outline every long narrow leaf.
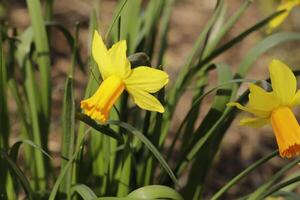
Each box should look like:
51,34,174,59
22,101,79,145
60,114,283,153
60,76,75,197
107,120,178,186
72,184,98,200
211,150,278,200
0,150,34,200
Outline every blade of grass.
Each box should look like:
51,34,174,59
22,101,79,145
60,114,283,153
138,0,164,56
74,14,102,188
156,0,176,66
111,0,141,53
265,191,300,199
236,32,300,78
0,32,9,149
9,139,52,162
0,33,9,198
143,66,166,186
258,176,300,200
26,0,51,123
248,157,300,200
60,23,79,198
60,76,75,198
202,0,252,58
0,150,34,200
23,55,46,189
75,9,99,155
117,142,132,197
105,0,128,42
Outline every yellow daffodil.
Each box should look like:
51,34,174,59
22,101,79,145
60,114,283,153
228,59,300,158
267,0,300,33
81,30,169,123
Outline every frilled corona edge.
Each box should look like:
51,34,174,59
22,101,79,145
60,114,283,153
80,75,125,123
271,107,300,158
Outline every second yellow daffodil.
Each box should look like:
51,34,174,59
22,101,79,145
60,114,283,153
267,0,300,33
81,30,169,123
228,60,300,158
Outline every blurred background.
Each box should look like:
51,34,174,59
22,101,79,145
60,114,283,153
2,0,300,198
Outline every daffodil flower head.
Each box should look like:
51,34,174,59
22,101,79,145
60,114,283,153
81,30,169,123
228,59,300,158
267,0,300,33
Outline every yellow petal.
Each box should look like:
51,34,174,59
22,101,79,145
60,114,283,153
92,30,111,79
248,83,280,112
80,75,125,123
267,0,299,33
269,59,296,105
239,117,269,128
124,67,169,93
107,40,131,78
291,90,300,107
227,102,270,118
271,106,300,158
126,86,164,113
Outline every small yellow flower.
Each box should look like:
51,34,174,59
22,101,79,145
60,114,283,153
267,0,300,33
228,59,300,158
81,30,169,123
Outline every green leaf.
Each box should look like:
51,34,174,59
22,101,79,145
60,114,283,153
211,150,278,200
267,191,300,200
105,0,128,42
72,184,98,200
156,0,175,66
26,0,51,122
161,0,225,147
107,120,178,186
44,21,85,72
0,150,34,200
0,32,9,148
127,185,183,200
165,10,285,130
166,78,256,163
111,0,141,54
182,63,233,198
15,27,33,68
202,0,252,58
9,139,52,162
258,176,300,200
236,32,300,78
198,10,285,71
248,157,300,200
60,76,75,197
49,132,90,200
0,33,9,197
23,55,46,189
76,112,123,142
